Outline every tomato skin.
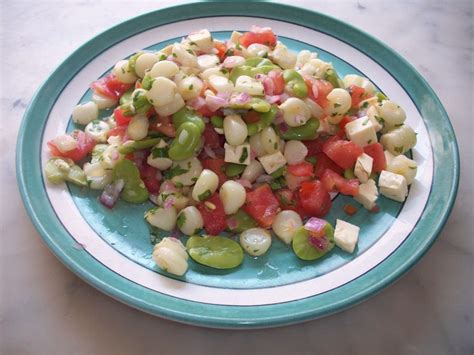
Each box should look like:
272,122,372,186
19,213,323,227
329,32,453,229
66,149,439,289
299,180,332,218
305,78,333,108
47,131,96,162
197,193,227,235
243,184,280,228
363,143,387,173
242,110,261,124
202,158,227,187
239,29,277,48
338,115,355,131
320,169,359,197
114,107,131,126
202,123,225,149
107,126,127,140
349,85,367,108
287,161,313,177
285,172,311,191
343,204,358,216
139,163,161,194
322,138,364,169
275,188,306,218
149,115,176,137
91,74,132,100
314,152,343,178
268,70,285,95
303,137,327,157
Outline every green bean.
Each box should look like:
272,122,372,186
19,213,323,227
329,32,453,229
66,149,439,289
44,158,87,187
113,159,149,203
141,75,155,90
119,87,134,105
226,209,257,233
118,138,161,154
276,118,319,140
172,107,205,134
132,88,152,115
127,51,143,76
225,163,246,177
283,70,307,98
324,68,341,88
210,115,224,128
247,105,278,136
168,122,201,161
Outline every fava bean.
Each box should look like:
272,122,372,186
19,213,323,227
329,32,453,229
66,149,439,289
292,224,335,260
210,115,224,128
276,118,319,140
118,138,161,154
324,68,341,88
283,69,307,98
172,107,205,134
247,105,278,136
225,163,246,177
113,159,149,203
186,235,244,269
131,89,152,115
168,122,202,161
45,157,87,187
226,209,258,233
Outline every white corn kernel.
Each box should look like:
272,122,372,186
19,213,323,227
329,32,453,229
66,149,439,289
241,160,264,183
240,228,272,256
272,210,302,244
126,114,149,140
284,140,308,165
177,206,204,235
192,169,219,201
72,101,99,125
145,206,178,231
223,115,248,146
279,97,311,127
112,60,138,84
220,180,246,215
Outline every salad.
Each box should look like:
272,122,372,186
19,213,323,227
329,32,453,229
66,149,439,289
45,26,418,277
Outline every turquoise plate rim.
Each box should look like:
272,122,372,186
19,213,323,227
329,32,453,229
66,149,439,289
16,2,459,328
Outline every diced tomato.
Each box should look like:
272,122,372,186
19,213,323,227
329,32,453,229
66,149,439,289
304,136,327,157
239,28,277,48
114,107,132,126
349,85,367,108
306,78,333,108
202,123,225,149
268,70,285,95
243,184,280,228
202,158,227,187
197,193,227,235
285,172,311,191
322,138,363,169
107,126,127,140
215,42,227,61
320,169,359,197
149,115,176,137
343,204,358,216
314,152,343,178
243,110,261,124
287,161,313,177
47,131,96,162
90,74,132,100
363,143,387,173
275,188,306,218
196,104,216,117
135,81,142,89
299,180,332,218
371,205,380,213
139,164,161,194
338,115,355,131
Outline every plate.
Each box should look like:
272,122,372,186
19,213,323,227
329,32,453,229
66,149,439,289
16,2,459,328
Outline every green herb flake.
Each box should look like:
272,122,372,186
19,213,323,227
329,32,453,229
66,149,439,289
239,147,248,163
235,43,242,50
331,112,338,117
177,213,186,229
395,123,404,127
409,166,417,170
188,84,194,90
225,48,234,56
273,142,278,150
188,41,197,46
172,53,177,58
367,139,373,144
186,49,194,55
361,101,369,109
220,68,228,74
198,189,212,201
151,147,169,158
374,115,385,124
362,118,369,126
394,146,404,154
334,103,341,108
305,156,317,164
159,54,167,61
163,165,188,179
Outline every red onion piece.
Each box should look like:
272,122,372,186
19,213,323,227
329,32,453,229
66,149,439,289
263,77,275,95
99,179,124,209
227,218,238,230
309,235,327,250
188,96,206,110
217,91,231,100
230,92,251,105
235,179,252,189
160,180,177,193
204,145,217,159
163,196,175,209
265,95,281,104
256,174,274,184
206,94,227,112
304,217,327,234
278,122,289,133
273,111,284,124
279,93,289,102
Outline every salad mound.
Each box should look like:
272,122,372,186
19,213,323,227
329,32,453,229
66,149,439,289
45,26,418,276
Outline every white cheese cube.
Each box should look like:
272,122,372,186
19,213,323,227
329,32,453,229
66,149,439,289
197,54,220,71
224,143,251,165
234,75,264,96
354,153,373,183
344,116,378,147
334,219,360,253
354,179,378,210
187,29,214,53
378,170,408,202
258,151,287,174
366,105,383,132
386,155,417,185
229,31,242,44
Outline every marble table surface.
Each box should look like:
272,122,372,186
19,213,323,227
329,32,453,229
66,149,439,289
1,1,472,354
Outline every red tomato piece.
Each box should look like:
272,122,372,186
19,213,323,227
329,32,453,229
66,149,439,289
242,110,261,124
202,123,225,149
139,163,161,194
114,107,132,126
343,204,358,216
349,85,367,108
47,131,96,162
243,184,280,228
322,138,363,169
314,152,343,178
215,42,227,61
107,126,127,140
305,78,333,108
299,180,332,218
338,115,355,131
239,28,277,48
197,193,227,235
149,115,176,137
303,136,327,157
196,104,216,117
285,172,311,191
91,74,132,100
202,158,227,187
320,169,359,197
268,70,285,95
363,143,387,173
275,188,306,218
287,161,313,177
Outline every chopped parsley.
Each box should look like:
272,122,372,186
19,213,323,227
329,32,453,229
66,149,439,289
198,189,212,201
235,43,242,50
374,115,385,124
163,165,188,179
188,84,194,90
362,118,370,126
159,54,167,61
188,41,197,46
394,123,404,127
361,101,369,109
239,147,248,163
225,48,234,56
177,212,186,229
151,147,168,158
186,49,194,55
394,146,404,154
334,102,341,108
172,53,177,58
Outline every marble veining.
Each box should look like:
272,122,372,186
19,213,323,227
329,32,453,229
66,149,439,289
1,1,472,354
